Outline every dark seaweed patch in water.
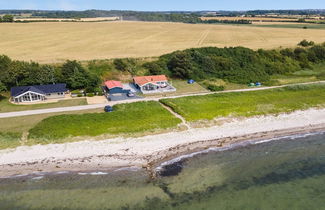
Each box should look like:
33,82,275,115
159,160,185,177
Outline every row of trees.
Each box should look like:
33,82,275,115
143,42,325,84
29,10,251,24
0,56,100,92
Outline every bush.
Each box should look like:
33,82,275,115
298,40,315,47
71,90,81,94
77,94,83,97
317,72,325,80
207,85,225,92
85,86,95,93
87,93,95,97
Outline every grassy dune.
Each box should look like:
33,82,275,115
1,21,325,63
28,101,181,144
0,132,21,149
160,84,325,122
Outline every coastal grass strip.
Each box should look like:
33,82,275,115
0,132,22,150
28,101,182,144
160,84,325,122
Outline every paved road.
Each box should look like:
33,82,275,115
0,81,324,119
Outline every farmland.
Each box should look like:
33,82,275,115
1,21,325,63
160,84,325,122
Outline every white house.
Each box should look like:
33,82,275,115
133,75,176,94
10,84,68,103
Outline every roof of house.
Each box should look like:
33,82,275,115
11,84,67,97
133,75,168,86
105,80,123,89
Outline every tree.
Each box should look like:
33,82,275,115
37,65,56,84
167,51,193,79
2,15,14,22
143,62,165,75
113,58,137,75
113,59,128,71
0,81,6,92
60,60,100,90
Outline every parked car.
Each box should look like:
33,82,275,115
160,83,167,88
104,105,113,112
127,92,135,97
188,79,195,84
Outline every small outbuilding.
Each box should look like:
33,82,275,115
105,80,125,94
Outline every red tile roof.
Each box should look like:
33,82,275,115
133,75,168,86
105,80,123,89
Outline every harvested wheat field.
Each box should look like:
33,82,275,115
1,21,325,63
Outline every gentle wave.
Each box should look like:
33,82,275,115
156,131,325,172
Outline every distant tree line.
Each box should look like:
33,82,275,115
1,9,325,19
143,41,325,84
0,57,100,92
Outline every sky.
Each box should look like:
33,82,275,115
0,0,324,11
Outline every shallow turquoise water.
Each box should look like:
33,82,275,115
0,132,324,209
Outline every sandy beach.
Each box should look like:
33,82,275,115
1,108,325,178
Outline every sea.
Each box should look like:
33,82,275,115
0,131,324,210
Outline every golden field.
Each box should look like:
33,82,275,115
201,16,299,22
1,21,325,63
14,17,119,22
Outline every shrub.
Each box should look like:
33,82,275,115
87,93,95,97
85,86,95,93
298,40,315,47
207,84,225,92
77,94,83,97
317,72,325,80
71,90,81,94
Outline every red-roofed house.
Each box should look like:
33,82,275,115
105,80,124,94
133,75,176,94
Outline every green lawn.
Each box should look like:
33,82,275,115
28,101,182,144
171,80,208,94
144,80,208,98
160,84,325,122
0,108,104,150
0,94,87,113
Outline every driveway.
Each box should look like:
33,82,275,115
109,93,142,101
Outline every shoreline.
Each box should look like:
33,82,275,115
1,108,325,178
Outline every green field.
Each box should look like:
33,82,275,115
28,101,182,144
0,109,104,149
160,84,325,122
0,95,87,113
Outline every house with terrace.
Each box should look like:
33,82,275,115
10,84,68,103
133,75,176,94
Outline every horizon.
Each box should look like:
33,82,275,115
1,8,325,12
0,0,324,11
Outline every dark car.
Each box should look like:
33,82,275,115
104,105,113,112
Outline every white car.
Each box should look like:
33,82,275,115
127,92,135,97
